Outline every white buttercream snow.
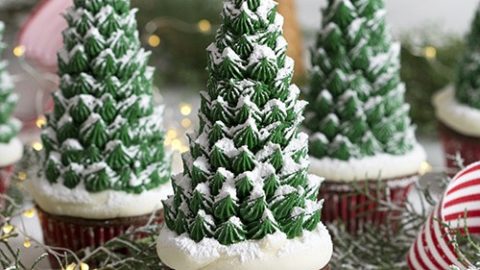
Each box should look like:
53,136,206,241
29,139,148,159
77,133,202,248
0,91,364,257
27,177,173,219
309,143,426,182
0,137,23,167
157,223,332,270
433,86,480,137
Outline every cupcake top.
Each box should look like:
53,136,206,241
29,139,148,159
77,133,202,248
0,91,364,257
157,0,332,269
434,7,480,137
304,0,425,181
0,21,23,168
29,0,171,219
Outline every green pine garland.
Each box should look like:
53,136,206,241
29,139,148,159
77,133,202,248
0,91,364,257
40,0,170,193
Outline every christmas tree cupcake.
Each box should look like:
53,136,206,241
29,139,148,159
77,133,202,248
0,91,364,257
304,0,426,231
434,7,480,173
0,22,22,195
27,0,171,252
157,0,333,269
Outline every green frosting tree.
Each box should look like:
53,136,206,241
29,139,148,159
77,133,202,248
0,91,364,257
305,0,417,161
0,22,20,144
41,0,170,193
456,7,480,109
163,0,323,246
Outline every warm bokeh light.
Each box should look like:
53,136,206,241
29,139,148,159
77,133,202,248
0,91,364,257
180,104,192,116
424,46,437,59
32,141,43,151
166,129,178,139
197,19,212,33
23,208,36,218
13,45,25,57
36,115,47,128
181,118,192,128
171,139,182,150
148,34,161,47
419,161,433,175
23,238,31,248
17,171,27,181
2,224,14,234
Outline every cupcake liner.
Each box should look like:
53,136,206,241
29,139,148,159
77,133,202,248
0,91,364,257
438,121,480,175
37,206,164,268
407,161,480,269
0,165,14,194
319,175,418,233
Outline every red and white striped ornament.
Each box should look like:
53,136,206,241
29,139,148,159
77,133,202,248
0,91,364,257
17,0,71,71
407,161,480,270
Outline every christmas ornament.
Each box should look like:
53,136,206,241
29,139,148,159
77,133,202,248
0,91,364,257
156,0,333,269
304,0,426,231
26,0,172,260
407,161,480,270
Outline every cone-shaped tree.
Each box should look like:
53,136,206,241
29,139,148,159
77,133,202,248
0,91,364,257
162,0,324,245
304,0,417,161
0,22,20,144
41,0,170,193
457,8,480,108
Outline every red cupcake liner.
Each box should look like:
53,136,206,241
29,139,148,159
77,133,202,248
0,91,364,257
0,165,14,194
438,122,480,175
37,206,164,268
319,175,418,233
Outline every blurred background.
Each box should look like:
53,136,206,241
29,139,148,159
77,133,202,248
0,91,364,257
0,0,478,267
0,0,478,165
0,0,477,139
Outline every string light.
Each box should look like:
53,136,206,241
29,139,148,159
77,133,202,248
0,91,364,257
2,224,14,234
172,139,182,150
32,141,43,151
197,19,212,33
180,103,192,116
424,46,437,60
181,118,192,128
65,263,77,270
13,45,25,57
36,115,47,128
180,146,189,153
23,238,31,248
419,161,433,175
65,263,88,270
148,34,161,48
17,171,27,181
166,129,178,140
23,208,36,218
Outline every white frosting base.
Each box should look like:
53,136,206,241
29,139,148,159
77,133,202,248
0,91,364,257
309,143,426,182
433,86,480,137
27,177,173,219
157,223,332,270
0,137,23,167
